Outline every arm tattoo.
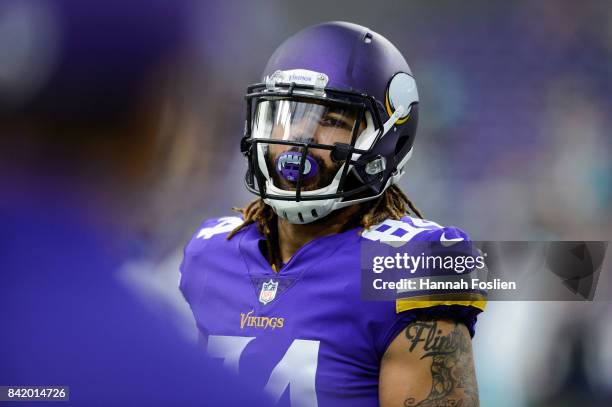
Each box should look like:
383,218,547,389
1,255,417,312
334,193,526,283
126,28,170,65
403,321,478,407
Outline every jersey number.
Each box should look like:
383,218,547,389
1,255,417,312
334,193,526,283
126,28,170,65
196,217,243,240
207,335,320,407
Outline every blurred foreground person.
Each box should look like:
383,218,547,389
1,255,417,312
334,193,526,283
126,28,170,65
0,177,268,406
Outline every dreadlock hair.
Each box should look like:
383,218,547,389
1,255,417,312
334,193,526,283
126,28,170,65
227,185,422,270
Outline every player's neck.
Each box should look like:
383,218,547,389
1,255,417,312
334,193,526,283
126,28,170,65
276,206,362,265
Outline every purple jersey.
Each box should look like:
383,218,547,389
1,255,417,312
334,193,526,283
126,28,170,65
180,216,485,407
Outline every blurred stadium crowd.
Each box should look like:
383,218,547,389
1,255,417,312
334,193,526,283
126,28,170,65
1,0,611,406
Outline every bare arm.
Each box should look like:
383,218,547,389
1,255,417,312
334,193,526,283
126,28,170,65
379,318,479,407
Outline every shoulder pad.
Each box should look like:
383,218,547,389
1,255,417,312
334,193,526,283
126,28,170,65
184,216,243,255
412,224,471,243
362,216,470,246
362,217,484,316
362,216,439,244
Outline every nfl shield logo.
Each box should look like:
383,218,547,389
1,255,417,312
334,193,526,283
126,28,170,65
259,279,278,305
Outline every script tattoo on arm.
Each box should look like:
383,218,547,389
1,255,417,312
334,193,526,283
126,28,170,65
402,320,479,407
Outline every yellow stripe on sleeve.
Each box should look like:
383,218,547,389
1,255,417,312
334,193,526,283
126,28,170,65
396,293,487,313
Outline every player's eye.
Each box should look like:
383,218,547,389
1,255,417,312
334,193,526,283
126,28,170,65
319,115,353,130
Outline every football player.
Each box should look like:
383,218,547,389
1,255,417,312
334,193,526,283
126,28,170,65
180,21,485,407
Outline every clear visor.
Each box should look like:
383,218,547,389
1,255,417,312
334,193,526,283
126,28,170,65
252,99,362,192
252,98,360,144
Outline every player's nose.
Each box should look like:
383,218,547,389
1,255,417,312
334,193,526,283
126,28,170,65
288,117,318,143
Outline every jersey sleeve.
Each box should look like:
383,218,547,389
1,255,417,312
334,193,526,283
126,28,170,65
395,225,487,316
364,220,486,356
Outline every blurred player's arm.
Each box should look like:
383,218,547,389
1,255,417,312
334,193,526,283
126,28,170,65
379,318,479,407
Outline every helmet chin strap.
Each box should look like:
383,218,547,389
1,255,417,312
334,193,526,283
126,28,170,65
390,147,413,185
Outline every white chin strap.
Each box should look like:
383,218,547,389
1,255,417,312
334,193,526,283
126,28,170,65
264,196,337,224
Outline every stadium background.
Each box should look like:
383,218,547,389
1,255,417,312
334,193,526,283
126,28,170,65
1,0,611,405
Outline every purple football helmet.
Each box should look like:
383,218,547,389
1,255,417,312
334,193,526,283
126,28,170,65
241,21,419,224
